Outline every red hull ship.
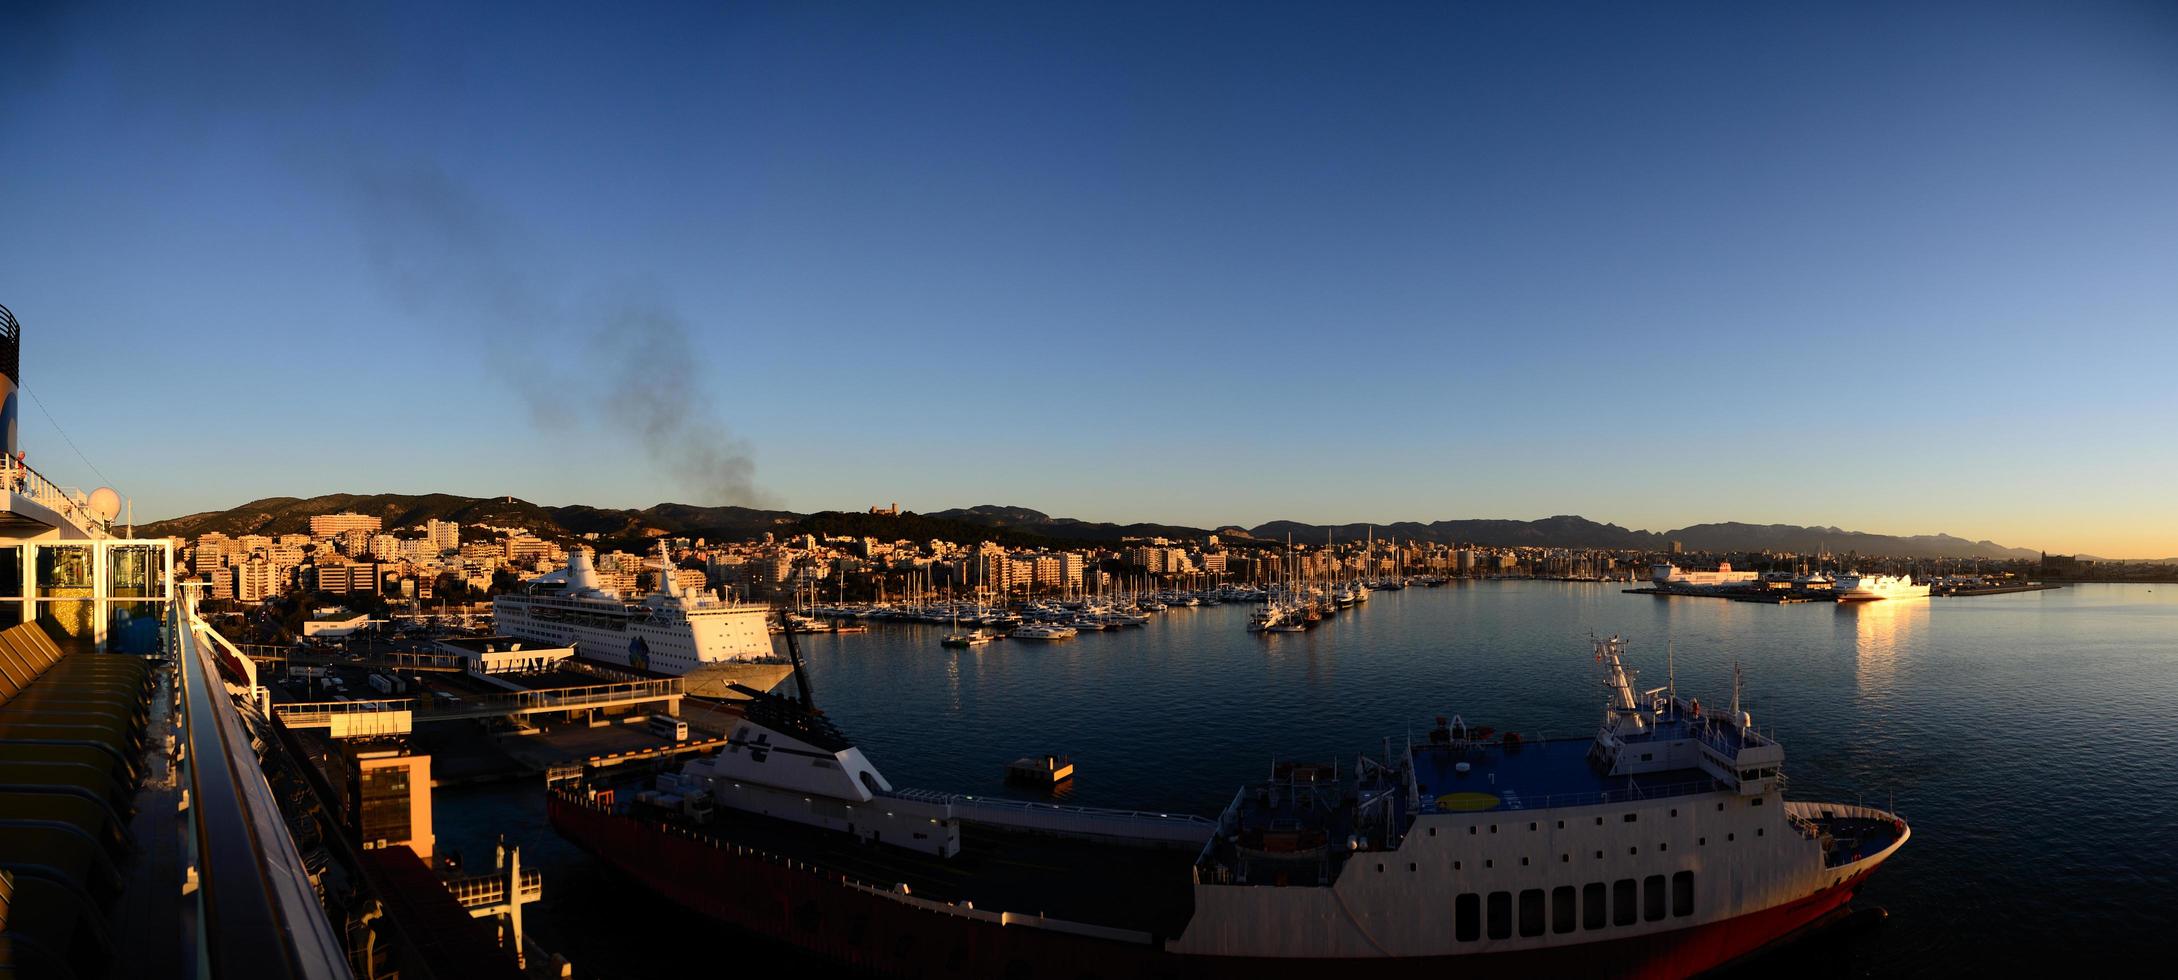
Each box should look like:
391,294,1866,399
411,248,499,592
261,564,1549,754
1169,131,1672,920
547,636,1909,978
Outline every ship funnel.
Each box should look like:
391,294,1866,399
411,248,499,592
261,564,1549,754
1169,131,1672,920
0,304,20,455
567,547,603,593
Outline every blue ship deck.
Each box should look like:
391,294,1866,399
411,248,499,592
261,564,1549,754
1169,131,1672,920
1411,734,1724,815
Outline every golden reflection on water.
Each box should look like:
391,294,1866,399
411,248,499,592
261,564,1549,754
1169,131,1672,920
1840,597,1928,695
944,644,964,713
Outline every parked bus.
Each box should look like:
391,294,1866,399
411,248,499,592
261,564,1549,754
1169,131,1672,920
647,715,688,741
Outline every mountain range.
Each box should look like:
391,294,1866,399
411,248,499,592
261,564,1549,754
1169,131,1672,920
138,494,2046,560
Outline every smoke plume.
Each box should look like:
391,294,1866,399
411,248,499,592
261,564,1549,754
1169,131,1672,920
346,159,770,507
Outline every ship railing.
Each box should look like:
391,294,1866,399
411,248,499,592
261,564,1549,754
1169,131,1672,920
1689,720,1771,758
1467,777,1726,812
1,453,104,534
173,593,354,978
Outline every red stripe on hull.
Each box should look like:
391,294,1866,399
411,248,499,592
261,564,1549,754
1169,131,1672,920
551,795,1869,979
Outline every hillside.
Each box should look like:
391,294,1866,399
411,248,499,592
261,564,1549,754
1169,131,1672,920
140,494,2041,559
140,493,800,542
142,493,566,539
926,505,1221,543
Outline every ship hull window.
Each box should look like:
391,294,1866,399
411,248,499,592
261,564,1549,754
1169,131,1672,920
1644,875,1666,922
1456,893,1480,942
1486,891,1512,940
1519,889,1545,937
1583,882,1606,930
1673,871,1695,917
1613,879,1637,926
1551,885,1577,934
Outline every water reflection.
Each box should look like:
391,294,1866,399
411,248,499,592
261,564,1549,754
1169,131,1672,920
1839,597,1927,696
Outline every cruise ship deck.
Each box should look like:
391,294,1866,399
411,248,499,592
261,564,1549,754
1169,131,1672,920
0,306,521,978
1412,714,1752,815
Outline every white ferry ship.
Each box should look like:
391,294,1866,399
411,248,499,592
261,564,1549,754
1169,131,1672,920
494,543,792,695
550,633,1911,977
1833,573,1930,602
1649,562,1761,588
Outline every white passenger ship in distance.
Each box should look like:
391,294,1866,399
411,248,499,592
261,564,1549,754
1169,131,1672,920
493,543,792,695
1833,573,1930,602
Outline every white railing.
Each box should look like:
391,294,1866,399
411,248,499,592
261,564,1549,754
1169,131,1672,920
1464,777,1725,812
174,595,355,978
1,454,103,534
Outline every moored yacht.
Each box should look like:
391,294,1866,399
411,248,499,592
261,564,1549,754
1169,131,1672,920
1833,573,1929,602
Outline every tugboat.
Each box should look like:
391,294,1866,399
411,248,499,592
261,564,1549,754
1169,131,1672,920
548,634,1909,978
1005,753,1075,785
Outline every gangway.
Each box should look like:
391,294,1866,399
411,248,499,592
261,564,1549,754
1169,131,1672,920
240,644,473,673
273,677,685,733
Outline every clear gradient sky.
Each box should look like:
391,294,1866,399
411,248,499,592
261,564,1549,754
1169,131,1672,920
3,1,2174,557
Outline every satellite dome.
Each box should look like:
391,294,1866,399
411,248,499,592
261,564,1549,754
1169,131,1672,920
87,486,122,522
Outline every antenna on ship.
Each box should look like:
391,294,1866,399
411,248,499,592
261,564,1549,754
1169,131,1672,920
1730,659,1743,724
1667,639,1677,708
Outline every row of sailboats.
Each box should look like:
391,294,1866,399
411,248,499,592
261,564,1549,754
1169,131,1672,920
1248,529,1412,634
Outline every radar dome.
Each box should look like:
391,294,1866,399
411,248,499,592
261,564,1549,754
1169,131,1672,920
87,487,122,521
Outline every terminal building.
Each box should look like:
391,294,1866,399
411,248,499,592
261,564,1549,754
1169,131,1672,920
436,634,575,675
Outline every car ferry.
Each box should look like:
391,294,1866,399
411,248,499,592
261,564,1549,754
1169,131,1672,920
547,634,1908,978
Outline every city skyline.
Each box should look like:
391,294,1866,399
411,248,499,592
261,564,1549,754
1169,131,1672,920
138,488,2137,562
5,1,2175,558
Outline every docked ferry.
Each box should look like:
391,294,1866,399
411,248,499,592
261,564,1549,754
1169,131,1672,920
1833,573,1930,603
548,634,1910,977
494,544,792,695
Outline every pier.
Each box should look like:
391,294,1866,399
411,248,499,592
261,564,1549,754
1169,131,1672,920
1624,587,1829,604
1932,583,2064,597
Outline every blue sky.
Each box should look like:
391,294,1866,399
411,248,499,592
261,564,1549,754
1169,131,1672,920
3,1,2174,556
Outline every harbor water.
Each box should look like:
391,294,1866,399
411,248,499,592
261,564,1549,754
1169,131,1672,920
439,582,2178,976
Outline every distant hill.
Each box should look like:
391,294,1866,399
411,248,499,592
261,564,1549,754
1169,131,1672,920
140,493,800,543
926,505,1221,543
1247,516,2037,560
140,494,2042,559
143,493,567,539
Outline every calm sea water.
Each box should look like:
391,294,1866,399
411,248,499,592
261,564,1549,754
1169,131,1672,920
440,582,2178,976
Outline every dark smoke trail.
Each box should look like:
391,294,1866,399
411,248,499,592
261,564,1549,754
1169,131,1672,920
595,308,764,507
343,158,769,506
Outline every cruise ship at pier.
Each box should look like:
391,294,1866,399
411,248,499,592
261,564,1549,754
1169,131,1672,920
493,544,792,696
548,634,1910,977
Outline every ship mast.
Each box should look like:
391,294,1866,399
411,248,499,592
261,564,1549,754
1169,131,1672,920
777,608,816,709
1667,639,1677,706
